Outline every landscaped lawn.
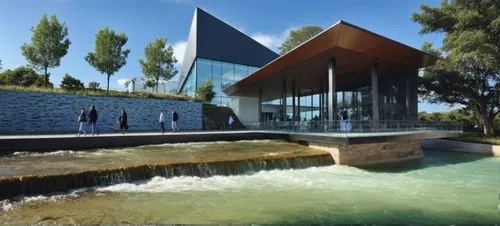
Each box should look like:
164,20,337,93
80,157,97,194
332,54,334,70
445,133,500,145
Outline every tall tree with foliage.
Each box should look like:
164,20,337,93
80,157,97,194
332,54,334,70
413,0,500,136
60,73,84,90
196,80,216,103
85,27,130,92
278,26,323,55
139,38,178,93
21,14,71,87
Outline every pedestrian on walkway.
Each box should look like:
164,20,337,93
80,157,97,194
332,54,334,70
172,108,179,132
88,105,99,136
77,108,87,136
159,110,165,134
119,108,128,134
228,115,234,130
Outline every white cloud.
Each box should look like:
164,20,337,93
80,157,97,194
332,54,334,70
173,40,187,65
117,78,130,88
250,27,296,52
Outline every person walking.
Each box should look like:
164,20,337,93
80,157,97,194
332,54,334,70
77,108,87,136
171,108,179,132
119,108,128,134
159,110,165,134
228,115,234,130
88,105,99,136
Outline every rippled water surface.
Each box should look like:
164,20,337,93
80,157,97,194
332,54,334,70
1,142,499,224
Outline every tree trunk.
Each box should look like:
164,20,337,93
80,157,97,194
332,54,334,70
106,75,110,92
480,112,494,136
44,66,48,87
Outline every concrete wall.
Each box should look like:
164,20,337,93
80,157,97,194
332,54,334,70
420,139,500,157
0,91,202,134
230,96,259,123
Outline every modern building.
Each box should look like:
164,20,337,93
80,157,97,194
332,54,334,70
177,8,278,106
179,8,437,124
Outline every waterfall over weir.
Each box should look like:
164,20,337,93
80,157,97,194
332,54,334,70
0,153,334,199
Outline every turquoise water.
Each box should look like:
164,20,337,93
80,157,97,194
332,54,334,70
1,149,499,224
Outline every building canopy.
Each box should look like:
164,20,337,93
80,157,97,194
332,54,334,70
224,21,438,102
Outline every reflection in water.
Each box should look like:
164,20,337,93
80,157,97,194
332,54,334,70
0,146,499,224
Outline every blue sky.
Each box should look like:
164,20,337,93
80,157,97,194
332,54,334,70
0,0,454,112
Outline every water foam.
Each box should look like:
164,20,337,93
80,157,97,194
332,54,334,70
95,166,367,193
0,188,90,212
11,150,75,157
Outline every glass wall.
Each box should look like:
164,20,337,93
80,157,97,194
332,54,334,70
180,57,259,106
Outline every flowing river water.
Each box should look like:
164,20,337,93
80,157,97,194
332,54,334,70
0,140,499,224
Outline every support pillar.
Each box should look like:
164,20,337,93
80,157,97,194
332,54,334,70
282,80,287,121
297,79,301,121
292,80,296,120
371,62,379,121
319,80,323,121
311,94,314,120
258,88,262,122
328,58,336,122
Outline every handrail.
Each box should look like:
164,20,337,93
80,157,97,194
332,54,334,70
241,120,463,135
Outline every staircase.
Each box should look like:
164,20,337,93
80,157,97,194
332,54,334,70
202,104,245,130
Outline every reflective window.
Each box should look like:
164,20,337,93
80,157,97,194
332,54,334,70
248,66,259,75
234,64,248,82
197,58,212,88
222,62,234,89
179,57,261,106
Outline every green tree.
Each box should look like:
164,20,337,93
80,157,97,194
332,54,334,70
0,58,2,70
60,73,84,90
0,66,48,87
139,38,178,93
413,0,500,136
85,27,130,92
278,26,323,55
21,14,71,87
196,80,216,103
88,81,100,91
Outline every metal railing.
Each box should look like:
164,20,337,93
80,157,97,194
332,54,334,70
242,120,463,134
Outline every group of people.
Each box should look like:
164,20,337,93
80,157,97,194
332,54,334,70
77,106,180,136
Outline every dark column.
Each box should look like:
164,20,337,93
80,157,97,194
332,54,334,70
292,80,296,120
328,58,336,121
282,80,287,121
371,62,379,121
297,79,301,121
319,80,323,120
258,88,262,122
311,94,314,119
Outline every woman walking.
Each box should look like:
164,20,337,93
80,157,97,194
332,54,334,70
77,108,87,136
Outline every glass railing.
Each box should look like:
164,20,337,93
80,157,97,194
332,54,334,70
242,120,463,134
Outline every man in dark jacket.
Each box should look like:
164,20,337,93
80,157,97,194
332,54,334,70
119,108,128,134
172,108,179,132
88,105,99,136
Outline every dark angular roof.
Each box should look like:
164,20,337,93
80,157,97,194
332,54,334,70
178,8,279,92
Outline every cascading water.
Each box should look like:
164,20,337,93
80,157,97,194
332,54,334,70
0,140,334,199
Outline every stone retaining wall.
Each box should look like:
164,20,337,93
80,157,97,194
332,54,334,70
309,141,422,166
0,91,202,134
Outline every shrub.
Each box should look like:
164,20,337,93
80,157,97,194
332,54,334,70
60,73,84,90
196,80,216,103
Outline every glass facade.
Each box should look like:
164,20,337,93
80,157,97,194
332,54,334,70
180,57,259,106
258,69,417,122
